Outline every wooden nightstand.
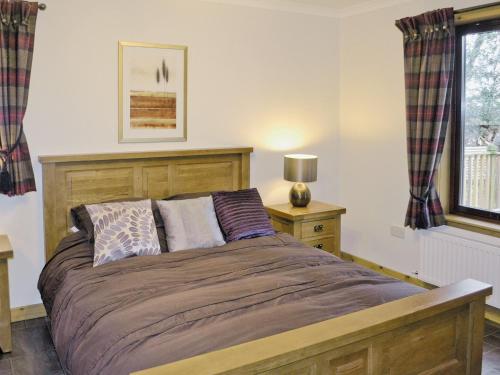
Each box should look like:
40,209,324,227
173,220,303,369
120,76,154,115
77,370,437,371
0,235,13,353
266,201,346,257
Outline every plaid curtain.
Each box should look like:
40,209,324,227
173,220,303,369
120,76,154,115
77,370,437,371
395,8,455,230
0,0,37,196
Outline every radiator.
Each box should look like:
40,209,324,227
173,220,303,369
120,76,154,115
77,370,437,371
419,227,500,309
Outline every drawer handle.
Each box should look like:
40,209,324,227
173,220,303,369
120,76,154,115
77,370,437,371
314,243,324,249
314,224,324,233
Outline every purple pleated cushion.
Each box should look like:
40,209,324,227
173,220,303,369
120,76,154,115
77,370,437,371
212,188,275,242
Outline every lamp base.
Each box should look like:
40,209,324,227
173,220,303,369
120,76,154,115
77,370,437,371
289,183,311,207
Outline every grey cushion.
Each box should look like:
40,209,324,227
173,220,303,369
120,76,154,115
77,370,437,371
163,191,213,201
157,197,225,252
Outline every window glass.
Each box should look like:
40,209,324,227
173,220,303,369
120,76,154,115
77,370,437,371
456,26,500,220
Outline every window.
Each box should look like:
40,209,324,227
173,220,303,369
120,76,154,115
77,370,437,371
451,18,500,222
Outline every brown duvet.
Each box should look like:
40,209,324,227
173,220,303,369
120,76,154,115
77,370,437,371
38,232,423,375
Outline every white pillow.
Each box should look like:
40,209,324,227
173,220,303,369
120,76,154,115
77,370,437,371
86,199,161,266
157,197,225,252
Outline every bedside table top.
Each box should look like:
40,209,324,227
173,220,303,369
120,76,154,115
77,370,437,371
0,235,13,260
266,201,346,221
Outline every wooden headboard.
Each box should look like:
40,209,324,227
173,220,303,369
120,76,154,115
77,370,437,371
39,147,253,261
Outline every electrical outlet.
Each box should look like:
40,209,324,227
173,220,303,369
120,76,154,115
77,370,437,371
390,225,406,239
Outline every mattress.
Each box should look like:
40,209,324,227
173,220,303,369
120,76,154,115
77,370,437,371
38,232,423,375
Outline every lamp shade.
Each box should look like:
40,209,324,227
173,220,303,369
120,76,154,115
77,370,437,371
284,154,317,183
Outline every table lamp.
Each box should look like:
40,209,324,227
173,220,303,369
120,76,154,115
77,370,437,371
284,154,317,207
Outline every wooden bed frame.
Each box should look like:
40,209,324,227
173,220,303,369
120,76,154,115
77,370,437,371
39,148,251,260
39,147,492,375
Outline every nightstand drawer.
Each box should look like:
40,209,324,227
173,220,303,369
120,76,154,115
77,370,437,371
301,219,335,238
304,237,335,253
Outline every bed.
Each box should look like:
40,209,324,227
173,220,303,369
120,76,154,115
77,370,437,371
38,147,492,375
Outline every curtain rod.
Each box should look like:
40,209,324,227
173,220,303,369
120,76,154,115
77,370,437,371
455,2,500,25
4,2,46,10
455,1,500,15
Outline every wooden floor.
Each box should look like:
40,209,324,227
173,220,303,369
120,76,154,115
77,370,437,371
484,322,500,375
0,318,499,374
0,318,63,375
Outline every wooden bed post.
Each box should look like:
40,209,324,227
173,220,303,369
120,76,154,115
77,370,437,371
466,298,486,374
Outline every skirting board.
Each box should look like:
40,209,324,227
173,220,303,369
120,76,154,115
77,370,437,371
341,251,500,326
486,306,500,327
11,304,46,322
340,251,435,289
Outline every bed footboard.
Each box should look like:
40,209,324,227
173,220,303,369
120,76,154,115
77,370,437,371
134,279,492,375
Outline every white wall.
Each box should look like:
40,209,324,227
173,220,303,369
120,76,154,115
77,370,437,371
338,0,492,277
0,0,340,308
7,0,497,309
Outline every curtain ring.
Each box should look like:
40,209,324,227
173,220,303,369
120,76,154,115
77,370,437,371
21,1,30,25
0,3,5,24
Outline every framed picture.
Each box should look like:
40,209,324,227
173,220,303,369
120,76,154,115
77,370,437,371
118,41,187,143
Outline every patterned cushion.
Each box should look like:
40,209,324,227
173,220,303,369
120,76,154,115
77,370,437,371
86,200,161,266
157,197,225,252
71,199,167,253
212,188,275,242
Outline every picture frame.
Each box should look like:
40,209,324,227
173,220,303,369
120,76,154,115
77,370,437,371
118,41,188,143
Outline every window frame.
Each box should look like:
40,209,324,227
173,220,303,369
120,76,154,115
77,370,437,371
450,18,500,223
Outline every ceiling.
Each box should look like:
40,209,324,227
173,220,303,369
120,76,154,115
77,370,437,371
200,0,411,18
287,0,377,10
